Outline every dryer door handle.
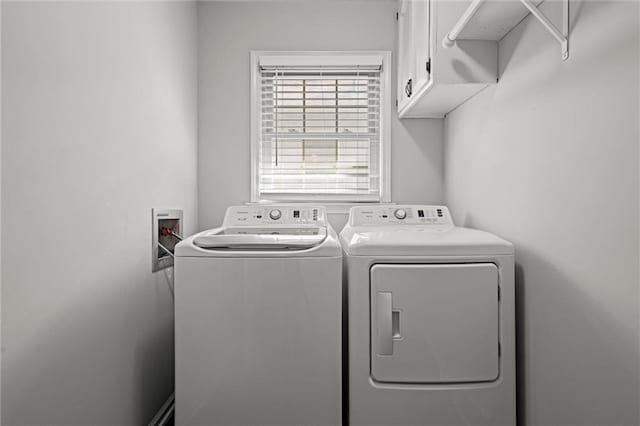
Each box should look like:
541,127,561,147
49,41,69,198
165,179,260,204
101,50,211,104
376,292,393,356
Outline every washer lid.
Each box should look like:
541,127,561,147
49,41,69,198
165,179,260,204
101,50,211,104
193,224,327,250
340,226,513,256
175,205,341,258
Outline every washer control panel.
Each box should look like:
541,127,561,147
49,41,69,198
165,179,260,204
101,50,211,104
223,205,325,226
349,205,453,226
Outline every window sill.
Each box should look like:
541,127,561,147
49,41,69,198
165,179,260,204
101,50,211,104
246,201,395,215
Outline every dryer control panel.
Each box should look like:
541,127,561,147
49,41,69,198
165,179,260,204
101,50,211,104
223,205,326,226
349,205,453,227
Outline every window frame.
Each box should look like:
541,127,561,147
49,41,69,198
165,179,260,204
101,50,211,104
250,51,392,203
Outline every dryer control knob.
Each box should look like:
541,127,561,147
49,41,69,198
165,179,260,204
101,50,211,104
394,209,407,220
269,209,282,220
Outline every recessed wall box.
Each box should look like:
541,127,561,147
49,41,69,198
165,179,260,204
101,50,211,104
152,208,183,272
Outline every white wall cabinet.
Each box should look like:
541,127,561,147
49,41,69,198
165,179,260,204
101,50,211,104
397,0,498,118
397,0,430,110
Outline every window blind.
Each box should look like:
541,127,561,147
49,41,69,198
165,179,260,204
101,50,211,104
258,65,382,200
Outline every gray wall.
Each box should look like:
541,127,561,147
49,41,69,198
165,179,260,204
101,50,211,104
1,2,198,424
444,1,639,424
0,1,3,420
197,0,444,230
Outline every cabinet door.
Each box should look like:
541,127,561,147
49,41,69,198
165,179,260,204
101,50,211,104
412,0,431,93
370,263,500,384
397,0,416,109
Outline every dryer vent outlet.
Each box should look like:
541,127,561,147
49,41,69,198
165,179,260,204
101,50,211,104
152,208,183,272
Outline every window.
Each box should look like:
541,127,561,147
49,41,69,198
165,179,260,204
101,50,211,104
251,52,391,202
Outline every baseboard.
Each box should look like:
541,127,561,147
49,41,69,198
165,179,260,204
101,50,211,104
148,392,175,426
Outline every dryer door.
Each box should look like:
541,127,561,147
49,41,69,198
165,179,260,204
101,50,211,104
370,263,500,384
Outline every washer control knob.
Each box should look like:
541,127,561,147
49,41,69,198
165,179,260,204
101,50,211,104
394,209,407,220
269,209,282,220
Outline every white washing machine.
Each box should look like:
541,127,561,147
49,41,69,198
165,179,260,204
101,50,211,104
340,205,515,426
174,205,342,426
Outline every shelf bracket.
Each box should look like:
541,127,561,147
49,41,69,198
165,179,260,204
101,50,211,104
520,0,569,60
442,0,570,61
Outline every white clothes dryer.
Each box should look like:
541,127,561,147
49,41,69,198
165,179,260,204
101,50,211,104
340,205,515,426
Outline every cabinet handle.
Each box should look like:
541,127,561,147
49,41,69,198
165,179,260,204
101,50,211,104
405,78,413,98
